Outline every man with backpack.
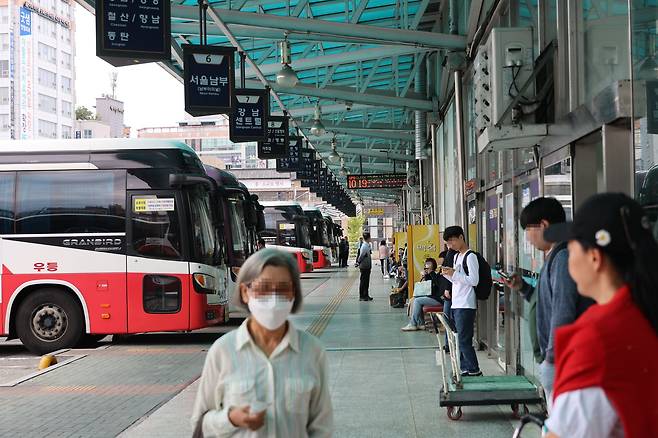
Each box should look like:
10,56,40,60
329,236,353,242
502,197,593,402
441,226,487,377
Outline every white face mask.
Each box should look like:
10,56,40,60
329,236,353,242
247,294,294,330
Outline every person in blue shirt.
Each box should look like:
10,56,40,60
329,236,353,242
503,197,593,401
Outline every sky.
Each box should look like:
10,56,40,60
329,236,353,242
74,6,187,134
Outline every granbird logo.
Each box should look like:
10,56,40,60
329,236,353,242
63,238,123,247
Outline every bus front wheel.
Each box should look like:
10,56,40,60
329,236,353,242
16,288,84,355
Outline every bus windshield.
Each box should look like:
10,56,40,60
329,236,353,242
225,195,248,262
188,187,216,265
262,205,311,249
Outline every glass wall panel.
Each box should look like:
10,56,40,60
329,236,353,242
632,0,658,240
578,0,630,104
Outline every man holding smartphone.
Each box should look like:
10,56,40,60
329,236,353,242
502,197,593,402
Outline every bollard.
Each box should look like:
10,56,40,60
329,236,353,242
38,354,58,370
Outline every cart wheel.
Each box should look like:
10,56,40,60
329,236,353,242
511,404,530,419
447,406,463,421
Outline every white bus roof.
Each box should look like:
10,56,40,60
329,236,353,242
0,139,196,155
302,206,322,212
261,201,303,208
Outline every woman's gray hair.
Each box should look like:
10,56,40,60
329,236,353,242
232,248,303,313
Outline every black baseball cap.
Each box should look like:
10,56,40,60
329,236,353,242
543,193,652,256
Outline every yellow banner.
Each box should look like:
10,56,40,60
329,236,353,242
407,224,442,298
393,231,407,263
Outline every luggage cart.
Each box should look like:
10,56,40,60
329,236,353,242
430,312,545,421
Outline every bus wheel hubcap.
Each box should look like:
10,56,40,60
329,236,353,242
32,305,67,341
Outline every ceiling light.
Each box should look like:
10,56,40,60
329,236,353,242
310,105,325,136
328,137,340,163
275,38,299,88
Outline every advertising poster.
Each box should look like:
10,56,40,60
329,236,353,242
407,224,441,298
393,231,407,263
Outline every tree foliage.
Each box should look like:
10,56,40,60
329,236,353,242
347,215,365,255
75,106,95,121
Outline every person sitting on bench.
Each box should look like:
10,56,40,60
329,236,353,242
391,264,408,308
401,258,442,331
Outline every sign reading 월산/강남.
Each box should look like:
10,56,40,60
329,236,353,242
229,88,269,143
347,173,407,189
184,45,236,116
96,0,171,66
258,116,289,159
276,136,302,172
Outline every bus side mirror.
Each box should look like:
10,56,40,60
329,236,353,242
169,174,215,190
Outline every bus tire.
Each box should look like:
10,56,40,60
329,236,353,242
16,288,84,355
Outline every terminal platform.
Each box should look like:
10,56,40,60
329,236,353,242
0,264,539,437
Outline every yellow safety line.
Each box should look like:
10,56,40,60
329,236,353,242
306,272,358,338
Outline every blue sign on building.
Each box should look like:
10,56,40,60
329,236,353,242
19,8,31,35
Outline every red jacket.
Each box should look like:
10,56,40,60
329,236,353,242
553,286,658,437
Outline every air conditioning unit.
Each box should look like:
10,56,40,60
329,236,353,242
473,27,534,133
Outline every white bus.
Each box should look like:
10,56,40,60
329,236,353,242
259,201,313,273
0,139,224,354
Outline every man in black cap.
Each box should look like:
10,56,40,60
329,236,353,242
503,197,593,400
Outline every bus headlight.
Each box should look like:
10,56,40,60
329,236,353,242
193,273,217,294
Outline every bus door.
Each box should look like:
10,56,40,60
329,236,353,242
126,192,190,333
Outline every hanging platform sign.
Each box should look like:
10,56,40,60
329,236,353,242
96,0,171,67
257,116,289,159
183,45,236,117
347,173,407,189
276,136,302,172
229,88,269,142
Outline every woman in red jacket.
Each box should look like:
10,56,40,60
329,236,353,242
542,193,658,437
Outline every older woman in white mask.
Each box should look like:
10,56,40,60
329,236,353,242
191,248,334,438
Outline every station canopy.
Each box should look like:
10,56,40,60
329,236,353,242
80,0,470,203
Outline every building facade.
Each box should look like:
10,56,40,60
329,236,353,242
137,118,264,169
395,1,658,383
0,0,75,140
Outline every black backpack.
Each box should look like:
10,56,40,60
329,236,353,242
458,250,493,300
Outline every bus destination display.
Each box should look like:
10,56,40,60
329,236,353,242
347,173,407,189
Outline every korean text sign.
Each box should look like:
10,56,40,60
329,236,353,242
184,45,236,116
229,88,269,142
96,0,171,66
258,116,289,159
276,136,302,172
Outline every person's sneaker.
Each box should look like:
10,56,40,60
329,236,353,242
401,324,420,331
461,370,483,377
367,296,373,301
359,298,368,301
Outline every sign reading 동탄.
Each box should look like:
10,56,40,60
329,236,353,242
96,0,171,66
229,88,269,142
347,173,407,189
184,45,236,116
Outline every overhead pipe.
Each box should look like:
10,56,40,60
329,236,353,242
173,5,468,50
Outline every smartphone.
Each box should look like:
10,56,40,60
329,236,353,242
497,270,512,281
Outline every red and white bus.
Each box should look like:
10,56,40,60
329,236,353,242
0,139,223,354
259,201,313,273
303,207,332,269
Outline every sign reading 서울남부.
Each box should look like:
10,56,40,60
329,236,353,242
183,45,236,117
96,0,171,67
229,88,269,143
347,173,407,189
258,116,289,159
